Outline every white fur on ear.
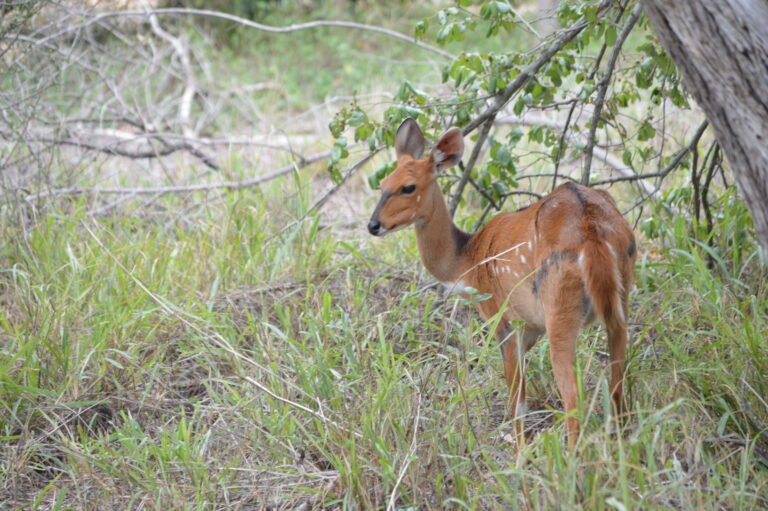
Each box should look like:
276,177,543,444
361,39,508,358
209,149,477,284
431,127,464,171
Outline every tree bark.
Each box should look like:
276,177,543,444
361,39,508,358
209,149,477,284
643,0,768,253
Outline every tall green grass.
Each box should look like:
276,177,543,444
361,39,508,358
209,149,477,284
1,170,766,509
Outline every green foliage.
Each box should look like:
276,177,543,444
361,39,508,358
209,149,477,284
328,0,696,223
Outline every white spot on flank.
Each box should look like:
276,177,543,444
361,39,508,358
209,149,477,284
527,240,532,251
513,271,520,278
520,254,527,264
578,250,585,269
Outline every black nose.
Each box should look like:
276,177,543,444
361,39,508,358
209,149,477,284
367,219,381,235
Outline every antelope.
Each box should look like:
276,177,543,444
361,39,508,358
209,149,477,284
367,119,636,447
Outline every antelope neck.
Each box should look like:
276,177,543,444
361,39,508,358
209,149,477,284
414,185,472,283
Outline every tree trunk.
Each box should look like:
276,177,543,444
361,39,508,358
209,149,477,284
643,0,768,254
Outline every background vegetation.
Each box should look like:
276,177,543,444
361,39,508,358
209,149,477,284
0,1,766,509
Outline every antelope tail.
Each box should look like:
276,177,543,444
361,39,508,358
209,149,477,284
580,206,625,328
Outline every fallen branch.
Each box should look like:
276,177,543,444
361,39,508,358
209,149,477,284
28,134,220,170
12,127,334,170
23,147,341,201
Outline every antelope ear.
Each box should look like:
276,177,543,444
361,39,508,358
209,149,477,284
394,118,426,159
431,127,464,171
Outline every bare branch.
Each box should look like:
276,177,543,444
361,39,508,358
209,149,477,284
267,148,384,242
24,134,220,170
450,118,494,217
591,120,708,185
147,11,196,139
23,148,340,202
497,114,657,199
35,7,455,60
552,99,578,191
467,175,501,211
582,3,642,184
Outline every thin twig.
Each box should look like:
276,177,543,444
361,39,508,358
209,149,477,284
586,2,628,81
520,173,579,182
691,137,701,225
552,99,578,191
591,120,709,185
495,114,658,198
621,121,710,215
702,144,721,262
502,190,543,200
582,3,642,184
473,202,497,231
38,8,454,60
266,148,384,243
467,176,500,211
695,140,719,226
450,118,494,217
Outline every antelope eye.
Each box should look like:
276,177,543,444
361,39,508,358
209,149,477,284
401,184,416,194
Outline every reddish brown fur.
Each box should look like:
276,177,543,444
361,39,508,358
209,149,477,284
368,120,637,447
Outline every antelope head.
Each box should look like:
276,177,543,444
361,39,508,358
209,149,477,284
367,119,464,236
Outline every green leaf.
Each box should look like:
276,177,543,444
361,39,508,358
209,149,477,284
348,110,366,127
638,120,656,141
415,19,428,39
513,96,525,116
622,149,633,167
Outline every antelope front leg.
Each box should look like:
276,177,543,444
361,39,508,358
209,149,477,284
498,324,542,442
